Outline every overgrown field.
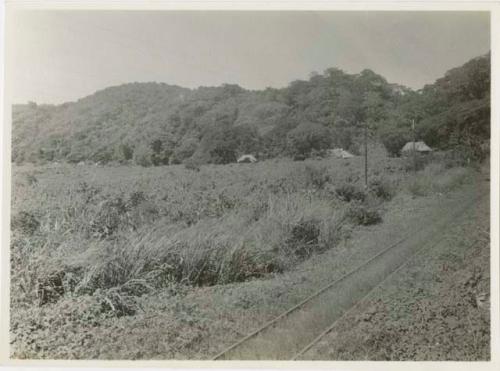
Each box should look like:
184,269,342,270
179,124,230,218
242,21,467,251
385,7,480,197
10,151,479,359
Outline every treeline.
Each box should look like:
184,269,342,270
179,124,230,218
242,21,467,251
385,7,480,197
12,53,490,166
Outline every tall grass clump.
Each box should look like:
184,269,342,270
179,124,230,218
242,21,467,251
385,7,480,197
64,191,347,291
346,202,382,226
303,164,332,190
407,162,473,197
369,177,397,201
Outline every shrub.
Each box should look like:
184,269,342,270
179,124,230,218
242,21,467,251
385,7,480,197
369,178,396,201
76,181,101,203
128,200,159,229
114,143,134,163
172,138,198,164
216,245,283,284
133,143,153,167
403,154,431,172
91,148,114,164
94,288,138,317
439,147,482,169
11,211,40,235
310,148,328,159
304,164,331,189
293,154,306,161
184,158,201,172
347,203,382,226
407,179,429,197
286,220,321,258
335,184,366,202
37,271,66,306
126,191,146,208
432,167,470,193
89,197,129,239
406,163,472,197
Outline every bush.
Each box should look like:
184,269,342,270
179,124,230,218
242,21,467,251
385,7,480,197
89,197,129,239
407,178,430,197
11,211,40,235
304,164,331,189
126,191,146,208
286,220,321,258
347,203,382,226
172,138,199,164
439,147,483,169
94,288,138,317
403,154,431,172
369,178,396,201
406,163,472,197
293,154,306,161
114,143,134,163
133,143,153,167
335,184,366,202
184,158,201,172
37,271,66,306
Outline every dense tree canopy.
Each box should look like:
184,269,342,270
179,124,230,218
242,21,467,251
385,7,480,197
286,122,332,158
12,53,490,166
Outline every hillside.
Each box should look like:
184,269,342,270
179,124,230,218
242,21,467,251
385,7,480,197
12,53,490,166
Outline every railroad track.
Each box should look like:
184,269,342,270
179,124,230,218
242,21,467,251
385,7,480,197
212,193,485,360
292,232,485,360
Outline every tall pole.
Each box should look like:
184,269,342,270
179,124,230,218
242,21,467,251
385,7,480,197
412,119,417,173
364,121,368,188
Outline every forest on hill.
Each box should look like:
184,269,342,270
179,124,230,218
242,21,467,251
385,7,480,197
12,53,490,166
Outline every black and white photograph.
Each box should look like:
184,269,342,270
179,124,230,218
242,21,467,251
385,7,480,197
0,0,498,366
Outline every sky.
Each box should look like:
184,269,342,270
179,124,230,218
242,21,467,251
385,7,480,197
8,10,490,104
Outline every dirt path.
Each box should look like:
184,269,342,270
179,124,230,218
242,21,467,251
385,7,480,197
214,177,488,360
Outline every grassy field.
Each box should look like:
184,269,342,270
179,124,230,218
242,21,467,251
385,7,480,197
9,148,483,359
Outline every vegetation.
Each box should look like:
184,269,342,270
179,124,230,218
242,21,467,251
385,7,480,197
10,150,480,359
304,192,490,361
9,53,490,360
12,54,490,166
406,163,473,197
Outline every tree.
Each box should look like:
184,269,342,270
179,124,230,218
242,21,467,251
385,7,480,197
286,122,332,158
233,125,261,155
380,127,411,157
150,139,171,165
194,123,238,164
415,53,490,152
171,137,198,164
